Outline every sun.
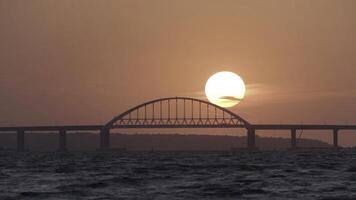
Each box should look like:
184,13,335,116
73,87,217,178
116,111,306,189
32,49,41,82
205,71,246,108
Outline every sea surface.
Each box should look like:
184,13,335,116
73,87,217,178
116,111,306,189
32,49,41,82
0,150,356,200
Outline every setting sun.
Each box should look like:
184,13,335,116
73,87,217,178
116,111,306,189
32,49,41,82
205,71,246,108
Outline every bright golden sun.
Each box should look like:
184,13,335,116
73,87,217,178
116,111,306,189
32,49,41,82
205,71,246,108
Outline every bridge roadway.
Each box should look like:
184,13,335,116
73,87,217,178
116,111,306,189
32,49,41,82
0,124,355,152
1,124,356,131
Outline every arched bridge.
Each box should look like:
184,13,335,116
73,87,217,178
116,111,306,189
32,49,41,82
105,97,251,129
1,96,356,152
99,97,253,149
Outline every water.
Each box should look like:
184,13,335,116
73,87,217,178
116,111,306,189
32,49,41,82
1,150,356,200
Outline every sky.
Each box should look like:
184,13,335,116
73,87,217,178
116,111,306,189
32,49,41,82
1,0,356,145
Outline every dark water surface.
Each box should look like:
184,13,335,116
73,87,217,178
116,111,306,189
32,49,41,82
1,150,356,200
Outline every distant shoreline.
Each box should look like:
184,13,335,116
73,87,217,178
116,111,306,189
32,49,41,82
0,132,334,152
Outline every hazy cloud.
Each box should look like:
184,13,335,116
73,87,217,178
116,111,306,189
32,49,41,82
245,83,356,106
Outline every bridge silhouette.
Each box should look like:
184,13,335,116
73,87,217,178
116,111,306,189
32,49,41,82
0,97,355,152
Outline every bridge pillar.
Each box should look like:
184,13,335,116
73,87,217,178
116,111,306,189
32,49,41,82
58,130,67,152
291,129,297,149
333,129,338,148
100,128,110,150
17,130,25,152
247,128,256,149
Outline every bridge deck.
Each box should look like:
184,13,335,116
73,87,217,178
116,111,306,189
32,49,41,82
0,125,103,132
0,124,355,132
252,124,356,130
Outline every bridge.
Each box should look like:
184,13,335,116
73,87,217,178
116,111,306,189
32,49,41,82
0,97,355,152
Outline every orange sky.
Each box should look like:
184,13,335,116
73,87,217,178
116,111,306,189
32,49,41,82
1,0,356,146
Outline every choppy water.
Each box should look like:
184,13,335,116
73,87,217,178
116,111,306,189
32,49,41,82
1,150,356,200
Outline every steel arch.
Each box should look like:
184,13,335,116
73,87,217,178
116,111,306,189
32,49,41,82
104,97,250,129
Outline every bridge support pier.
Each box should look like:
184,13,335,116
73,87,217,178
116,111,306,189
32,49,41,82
247,128,256,149
17,130,25,152
291,129,297,149
333,129,338,148
58,130,67,152
100,128,110,150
